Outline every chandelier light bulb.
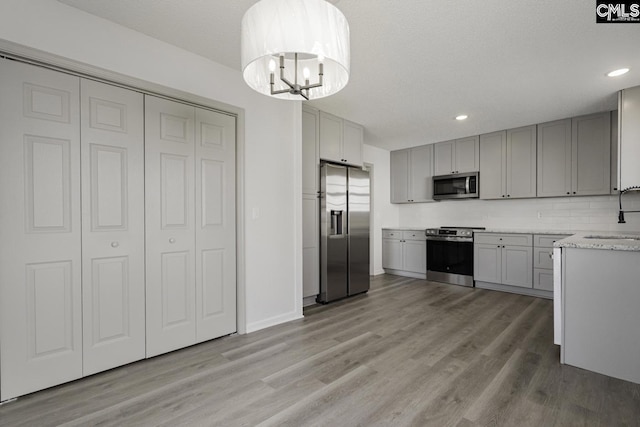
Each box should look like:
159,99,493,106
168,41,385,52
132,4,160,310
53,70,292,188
268,59,276,72
303,67,310,79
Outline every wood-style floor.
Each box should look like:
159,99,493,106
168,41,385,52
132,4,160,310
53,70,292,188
2,274,639,426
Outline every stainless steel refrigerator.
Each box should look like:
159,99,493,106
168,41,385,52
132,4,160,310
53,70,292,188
318,162,370,303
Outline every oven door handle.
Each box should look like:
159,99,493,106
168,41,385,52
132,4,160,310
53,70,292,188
426,236,473,243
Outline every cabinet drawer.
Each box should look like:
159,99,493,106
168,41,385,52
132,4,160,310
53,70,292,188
533,268,554,292
474,233,532,247
403,230,425,241
534,234,570,248
382,229,402,239
533,247,554,269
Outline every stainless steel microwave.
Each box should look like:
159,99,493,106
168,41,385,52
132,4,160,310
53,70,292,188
432,172,479,200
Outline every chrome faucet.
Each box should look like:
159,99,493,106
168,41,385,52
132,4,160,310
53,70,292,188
618,186,640,223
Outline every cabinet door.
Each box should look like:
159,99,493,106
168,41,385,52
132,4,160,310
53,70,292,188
403,240,426,274
537,119,572,197
610,110,619,194
80,79,145,376
455,136,480,173
390,149,409,203
382,238,403,270
434,140,455,175
474,244,501,283
343,119,364,167
479,131,506,199
303,194,319,297
572,112,611,196
145,96,197,357
302,106,319,195
194,108,237,343
0,60,82,400
319,111,343,163
501,245,533,288
506,125,537,198
533,268,554,292
620,86,640,190
409,145,434,202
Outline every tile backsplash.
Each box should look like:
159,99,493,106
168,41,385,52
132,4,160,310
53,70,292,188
397,192,640,232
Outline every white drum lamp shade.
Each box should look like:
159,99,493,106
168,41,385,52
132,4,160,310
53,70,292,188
241,0,350,100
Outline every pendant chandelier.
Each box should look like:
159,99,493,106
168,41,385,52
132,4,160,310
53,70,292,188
241,0,350,100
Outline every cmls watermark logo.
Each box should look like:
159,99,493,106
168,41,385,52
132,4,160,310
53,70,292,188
597,1,640,22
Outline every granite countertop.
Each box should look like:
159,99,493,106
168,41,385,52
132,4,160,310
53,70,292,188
383,227,428,231
480,229,574,235
554,231,640,252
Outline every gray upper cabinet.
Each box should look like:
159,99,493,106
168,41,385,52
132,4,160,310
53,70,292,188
479,131,506,199
480,126,536,199
506,125,537,198
537,119,572,197
572,112,610,196
343,119,364,167
319,111,363,167
611,110,619,193
537,112,610,197
619,86,640,190
434,136,479,175
390,149,409,203
390,144,434,203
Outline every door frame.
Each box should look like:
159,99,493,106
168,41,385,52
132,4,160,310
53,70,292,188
0,40,247,334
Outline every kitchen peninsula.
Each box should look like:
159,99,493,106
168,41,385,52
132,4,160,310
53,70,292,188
555,232,640,384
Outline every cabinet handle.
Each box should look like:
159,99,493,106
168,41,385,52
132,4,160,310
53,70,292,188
507,195,510,197
566,192,570,195
169,238,176,244
111,241,119,248
502,195,505,198
573,192,576,195
549,252,553,259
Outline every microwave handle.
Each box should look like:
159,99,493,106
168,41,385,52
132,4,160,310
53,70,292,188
465,176,470,194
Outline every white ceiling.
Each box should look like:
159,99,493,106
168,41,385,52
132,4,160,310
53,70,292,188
59,0,640,151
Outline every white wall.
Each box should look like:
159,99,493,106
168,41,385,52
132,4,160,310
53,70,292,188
363,145,399,275
0,0,303,333
397,193,640,232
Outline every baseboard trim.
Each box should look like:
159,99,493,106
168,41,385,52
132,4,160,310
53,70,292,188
382,269,427,280
246,311,303,333
475,281,553,300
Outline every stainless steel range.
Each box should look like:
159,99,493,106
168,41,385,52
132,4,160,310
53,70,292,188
424,226,486,287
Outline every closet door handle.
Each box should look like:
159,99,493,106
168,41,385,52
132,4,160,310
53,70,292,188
169,238,176,244
111,241,119,248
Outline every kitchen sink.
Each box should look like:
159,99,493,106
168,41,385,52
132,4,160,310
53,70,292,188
583,235,640,241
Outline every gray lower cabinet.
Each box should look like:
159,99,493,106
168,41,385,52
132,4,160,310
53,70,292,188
479,126,536,199
474,233,555,298
390,145,434,203
537,112,611,197
382,229,426,278
533,234,569,292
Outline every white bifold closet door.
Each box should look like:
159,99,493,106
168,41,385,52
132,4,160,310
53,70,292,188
80,79,145,375
0,59,82,400
145,95,236,357
194,107,236,343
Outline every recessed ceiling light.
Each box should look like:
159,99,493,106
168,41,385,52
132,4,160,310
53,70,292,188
455,115,468,121
607,68,630,77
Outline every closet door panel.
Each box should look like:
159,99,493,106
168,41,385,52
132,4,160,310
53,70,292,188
0,59,82,400
80,79,145,375
195,108,237,342
145,96,196,357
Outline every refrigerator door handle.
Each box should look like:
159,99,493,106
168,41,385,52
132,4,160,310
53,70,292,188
330,210,344,235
